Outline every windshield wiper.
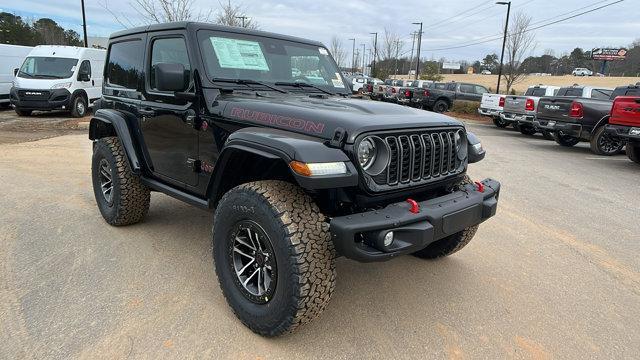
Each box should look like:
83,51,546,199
34,74,64,79
211,78,287,93
17,71,33,78
275,81,335,96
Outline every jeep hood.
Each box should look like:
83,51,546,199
218,94,463,143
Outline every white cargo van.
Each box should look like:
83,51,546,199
11,46,106,117
0,44,33,107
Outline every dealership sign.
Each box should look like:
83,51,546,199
442,62,461,70
591,48,627,61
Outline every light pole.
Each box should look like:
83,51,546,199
412,22,423,80
370,32,378,76
496,1,511,94
81,0,88,47
361,43,366,74
235,16,248,28
349,38,356,74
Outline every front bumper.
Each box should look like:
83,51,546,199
330,178,500,262
10,87,72,111
604,124,640,141
534,118,582,137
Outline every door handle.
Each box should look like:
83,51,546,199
139,108,156,116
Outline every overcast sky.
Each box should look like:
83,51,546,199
1,0,637,61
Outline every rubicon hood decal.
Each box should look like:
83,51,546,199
230,107,325,134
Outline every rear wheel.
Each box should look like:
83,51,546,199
14,108,32,116
553,132,580,147
492,117,509,128
590,126,624,156
213,181,336,337
519,125,537,136
433,99,449,113
626,142,640,164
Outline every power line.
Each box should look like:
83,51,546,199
420,0,624,52
426,0,494,29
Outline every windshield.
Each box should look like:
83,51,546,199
198,30,349,94
18,57,78,79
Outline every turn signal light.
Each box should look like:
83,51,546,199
289,161,347,177
569,101,584,118
499,96,505,107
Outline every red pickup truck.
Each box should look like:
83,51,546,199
605,96,640,164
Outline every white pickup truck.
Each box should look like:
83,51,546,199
479,93,506,127
501,85,560,136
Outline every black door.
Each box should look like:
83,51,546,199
139,35,199,187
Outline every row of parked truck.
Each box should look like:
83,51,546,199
361,78,489,113
478,83,640,164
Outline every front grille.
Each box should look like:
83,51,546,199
18,90,51,100
370,129,464,189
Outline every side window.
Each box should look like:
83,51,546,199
106,40,144,90
475,85,488,95
459,84,474,93
77,60,91,80
150,37,191,91
447,83,456,91
591,89,611,99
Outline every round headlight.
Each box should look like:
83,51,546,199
357,137,376,170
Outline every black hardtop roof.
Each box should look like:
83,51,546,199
109,21,325,47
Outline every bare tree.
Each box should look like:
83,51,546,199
329,36,347,68
214,0,259,29
100,0,211,27
380,28,403,60
502,12,536,93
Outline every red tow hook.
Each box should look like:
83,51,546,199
406,198,420,214
474,181,485,193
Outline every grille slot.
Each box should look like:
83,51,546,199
375,129,463,188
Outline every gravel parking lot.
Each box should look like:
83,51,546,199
1,116,638,359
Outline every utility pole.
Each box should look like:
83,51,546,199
235,16,248,28
361,43,366,74
349,38,356,74
496,1,511,94
81,0,88,47
412,22,423,80
370,32,378,76
408,31,416,76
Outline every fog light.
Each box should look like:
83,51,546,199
383,231,394,247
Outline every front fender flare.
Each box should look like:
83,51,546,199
89,109,142,173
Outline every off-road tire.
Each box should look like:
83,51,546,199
433,99,449,113
590,126,624,156
492,117,509,128
412,176,479,259
553,132,580,147
70,95,87,118
91,137,150,226
213,181,336,337
519,125,537,136
14,108,32,116
626,143,640,164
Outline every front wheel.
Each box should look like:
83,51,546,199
553,132,580,147
70,95,87,118
492,117,509,128
590,126,624,156
213,181,336,337
627,143,640,164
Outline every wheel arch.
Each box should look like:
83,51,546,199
71,89,88,102
89,109,142,173
206,127,358,208
593,114,610,131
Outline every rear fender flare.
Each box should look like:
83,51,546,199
593,115,610,131
89,109,141,173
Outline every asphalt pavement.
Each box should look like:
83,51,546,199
1,121,638,359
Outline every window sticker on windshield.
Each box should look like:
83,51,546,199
210,37,269,71
318,47,328,56
332,73,345,88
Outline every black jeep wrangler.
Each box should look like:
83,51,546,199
89,22,500,336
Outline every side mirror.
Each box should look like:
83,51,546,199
13,68,18,76
154,63,186,92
